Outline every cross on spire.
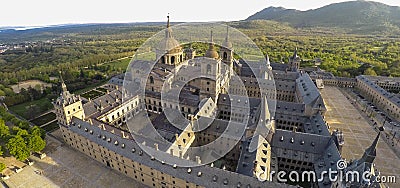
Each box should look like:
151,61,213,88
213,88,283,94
167,13,170,28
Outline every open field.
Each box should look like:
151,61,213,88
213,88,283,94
321,86,400,188
10,80,52,93
100,57,131,71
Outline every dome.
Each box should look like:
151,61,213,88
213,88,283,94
205,48,219,59
157,36,182,54
157,15,182,54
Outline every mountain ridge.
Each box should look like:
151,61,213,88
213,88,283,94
246,0,400,34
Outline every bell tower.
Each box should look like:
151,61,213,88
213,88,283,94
289,47,301,72
220,26,233,68
198,31,222,101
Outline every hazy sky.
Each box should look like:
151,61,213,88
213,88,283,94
2,0,400,27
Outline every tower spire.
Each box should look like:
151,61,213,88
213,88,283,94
165,14,172,38
210,30,214,44
205,30,219,59
167,14,170,28
225,25,230,43
360,127,383,164
59,71,68,95
222,25,233,49
293,47,298,58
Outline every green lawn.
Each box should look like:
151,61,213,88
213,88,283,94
73,80,109,95
81,90,104,100
102,58,131,71
31,112,56,126
9,98,53,120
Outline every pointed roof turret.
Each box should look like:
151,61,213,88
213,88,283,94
59,71,70,96
360,127,383,164
292,47,299,59
222,25,233,49
265,53,270,64
205,30,219,59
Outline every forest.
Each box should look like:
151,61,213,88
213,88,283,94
0,106,46,162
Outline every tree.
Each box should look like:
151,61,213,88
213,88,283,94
12,127,28,137
364,68,377,76
0,119,9,139
0,163,6,172
28,135,46,152
30,126,45,138
6,135,30,161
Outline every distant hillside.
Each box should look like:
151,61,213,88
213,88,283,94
247,0,400,34
0,23,164,42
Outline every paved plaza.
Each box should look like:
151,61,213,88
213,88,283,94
321,86,399,187
4,131,146,188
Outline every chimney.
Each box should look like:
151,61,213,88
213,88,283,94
154,143,159,151
196,156,201,164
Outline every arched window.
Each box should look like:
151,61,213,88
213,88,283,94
161,56,165,64
223,52,228,60
150,76,154,84
180,55,183,62
171,56,175,64
207,64,212,74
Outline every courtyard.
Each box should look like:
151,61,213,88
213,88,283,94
3,131,146,188
321,86,399,187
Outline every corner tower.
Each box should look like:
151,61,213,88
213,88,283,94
53,75,84,127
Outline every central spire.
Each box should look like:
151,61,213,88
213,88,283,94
167,14,170,28
165,14,173,38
